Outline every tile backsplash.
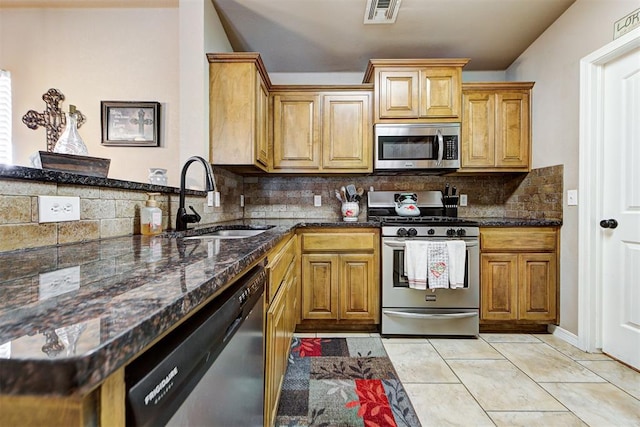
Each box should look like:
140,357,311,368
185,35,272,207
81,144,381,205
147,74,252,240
0,167,243,252
244,164,563,221
0,165,562,252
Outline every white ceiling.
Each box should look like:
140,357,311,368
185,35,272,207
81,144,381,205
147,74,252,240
211,0,576,73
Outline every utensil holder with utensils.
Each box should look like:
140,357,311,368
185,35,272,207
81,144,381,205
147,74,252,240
336,184,364,221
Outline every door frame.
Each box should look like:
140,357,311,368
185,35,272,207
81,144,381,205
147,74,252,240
578,27,640,352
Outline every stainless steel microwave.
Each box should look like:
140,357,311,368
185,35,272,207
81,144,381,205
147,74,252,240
374,123,461,171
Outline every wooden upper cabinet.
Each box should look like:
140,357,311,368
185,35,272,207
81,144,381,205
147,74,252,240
322,93,371,171
378,70,420,118
420,67,462,119
461,82,533,172
272,93,321,170
363,58,468,123
207,53,272,172
256,78,270,168
272,87,372,173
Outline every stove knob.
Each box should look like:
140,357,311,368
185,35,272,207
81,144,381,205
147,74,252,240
427,228,435,235
408,228,418,237
446,228,456,237
397,228,408,237
457,228,466,237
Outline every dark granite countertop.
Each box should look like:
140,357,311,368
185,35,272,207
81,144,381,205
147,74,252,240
0,215,558,397
0,219,376,397
472,217,562,227
0,164,203,195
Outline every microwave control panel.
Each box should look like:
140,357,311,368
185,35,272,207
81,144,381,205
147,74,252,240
443,136,458,160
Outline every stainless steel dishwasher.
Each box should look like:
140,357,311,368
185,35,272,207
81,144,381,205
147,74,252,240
125,264,265,427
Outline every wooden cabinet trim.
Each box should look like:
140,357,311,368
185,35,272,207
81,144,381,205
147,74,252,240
267,234,297,303
481,228,557,252
302,232,376,252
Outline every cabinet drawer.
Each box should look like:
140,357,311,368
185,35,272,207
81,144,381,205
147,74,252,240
481,228,557,252
302,232,376,252
267,235,297,303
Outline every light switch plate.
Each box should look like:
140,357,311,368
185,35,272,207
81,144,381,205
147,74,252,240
314,195,322,207
207,191,214,207
214,191,221,207
567,189,578,206
240,195,245,207
38,196,80,223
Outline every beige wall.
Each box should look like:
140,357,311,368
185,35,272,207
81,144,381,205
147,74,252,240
0,7,182,185
0,2,232,189
506,0,638,335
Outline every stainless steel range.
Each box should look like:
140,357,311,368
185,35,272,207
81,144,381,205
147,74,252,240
368,191,479,337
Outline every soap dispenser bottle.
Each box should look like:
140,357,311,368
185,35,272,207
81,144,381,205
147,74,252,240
141,193,162,236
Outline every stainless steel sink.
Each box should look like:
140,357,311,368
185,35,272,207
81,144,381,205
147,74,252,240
183,228,270,240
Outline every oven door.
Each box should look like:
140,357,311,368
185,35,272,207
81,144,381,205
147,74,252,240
381,237,479,309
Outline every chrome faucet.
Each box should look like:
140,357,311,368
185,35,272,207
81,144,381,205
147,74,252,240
176,156,217,231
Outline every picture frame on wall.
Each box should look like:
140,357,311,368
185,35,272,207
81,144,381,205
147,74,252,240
101,101,160,147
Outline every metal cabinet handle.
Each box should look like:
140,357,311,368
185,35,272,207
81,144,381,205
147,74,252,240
383,310,478,319
599,219,618,229
384,240,478,249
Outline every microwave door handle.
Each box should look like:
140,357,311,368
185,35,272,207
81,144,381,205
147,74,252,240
436,129,444,166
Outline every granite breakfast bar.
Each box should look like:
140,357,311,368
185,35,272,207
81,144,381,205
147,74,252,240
0,223,291,425
0,217,384,426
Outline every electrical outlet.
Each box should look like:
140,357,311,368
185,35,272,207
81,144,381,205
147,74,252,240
314,195,322,207
240,195,245,207
38,196,80,223
459,194,468,206
39,266,81,300
567,189,578,206
207,191,214,207
214,191,221,207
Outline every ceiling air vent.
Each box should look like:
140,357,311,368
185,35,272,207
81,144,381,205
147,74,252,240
364,0,402,24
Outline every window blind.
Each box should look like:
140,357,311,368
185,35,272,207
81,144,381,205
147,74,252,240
0,70,12,165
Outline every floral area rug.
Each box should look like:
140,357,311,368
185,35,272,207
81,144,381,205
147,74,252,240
275,336,421,427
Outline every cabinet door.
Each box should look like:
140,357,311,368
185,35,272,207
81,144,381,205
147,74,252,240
461,91,495,168
272,94,321,170
265,282,288,427
255,77,270,168
209,62,258,166
481,254,518,320
378,70,419,118
495,92,530,168
322,94,372,171
420,68,461,119
339,254,377,321
518,253,556,321
301,253,339,320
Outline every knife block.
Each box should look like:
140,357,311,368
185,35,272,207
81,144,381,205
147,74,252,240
442,195,459,217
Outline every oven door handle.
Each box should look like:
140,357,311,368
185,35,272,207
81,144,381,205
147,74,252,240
383,240,478,249
383,310,478,320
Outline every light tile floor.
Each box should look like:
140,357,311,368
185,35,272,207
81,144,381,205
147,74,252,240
298,332,640,426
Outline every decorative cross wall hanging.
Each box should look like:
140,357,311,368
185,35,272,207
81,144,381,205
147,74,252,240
22,88,86,152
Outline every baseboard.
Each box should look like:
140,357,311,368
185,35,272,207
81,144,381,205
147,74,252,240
547,324,579,347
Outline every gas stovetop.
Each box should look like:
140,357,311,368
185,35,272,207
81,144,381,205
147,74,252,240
367,190,478,230
370,215,478,226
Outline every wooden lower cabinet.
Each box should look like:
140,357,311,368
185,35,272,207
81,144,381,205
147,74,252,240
298,228,379,329
264,235,299,427
480,227,558,326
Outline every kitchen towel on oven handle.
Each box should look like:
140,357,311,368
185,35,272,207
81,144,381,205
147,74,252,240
426,242,449,289
447,240,466,289
404,240,429,290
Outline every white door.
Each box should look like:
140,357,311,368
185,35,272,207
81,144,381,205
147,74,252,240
579,28,640,368
600,40,640,369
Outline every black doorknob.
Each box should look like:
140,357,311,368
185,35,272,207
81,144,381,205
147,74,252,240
599,219,618,229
